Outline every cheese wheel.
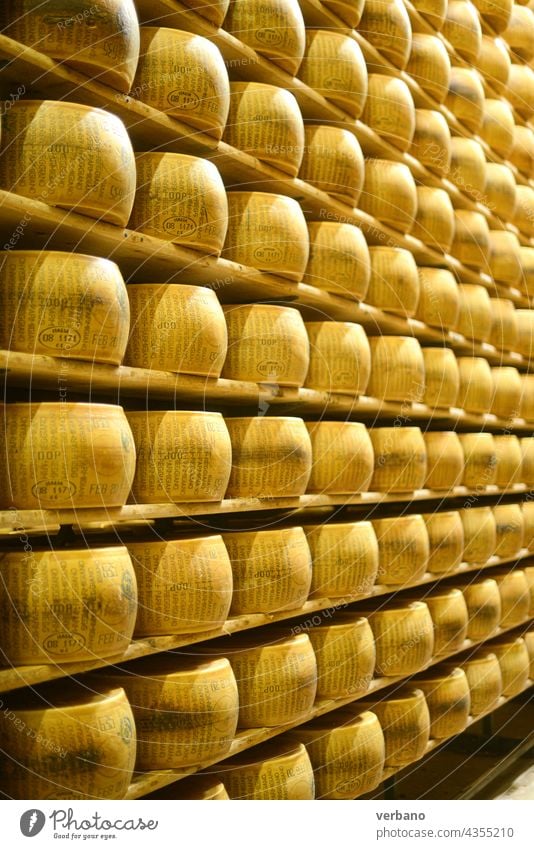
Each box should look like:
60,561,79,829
360,160,417,233
476,36,511,94
523,502,534,550
304,520,379,598
95,656,238,769
463,652,503,715
456,284,492,342
412,186,454,252
524,567,534,615
457,357,493,414
224,192,309,280
125,284,227,376
520,375,534,421
415,268,459,329
217,740,314,799
151,775,230,800
299,30,367,119
443,0,482,62
306,613,376,698
0,101,135,226
451,211,490,269
222,0,306,76
488,232,522,288
516,310,534,359
221,526,312,615
225,417,312,498
290,711,385,799
132,28,229,138
507,64,534,120
128,535,232,636
299,125,365,206
130,153,228,254
365,601,434,676
366,247,420,317
423,510,464,573
362,75,415,151
493,435,523,488
413,0,447,29
0,402,135,510
449,137,486,202
445,68,485,134
359,0,412,68
459,432,497,488
489,298,518,353
491,636,530,696
222,304,309,386
510,126,534,176
491,367,522,420
370,427,427,492
526,630,534,677
223,82,304,176
423,431,464,490
463,577,501,638
305,421,374,494
424,588,468,655
0,251,129,365
520,248,534,300
411,109,452,176
320,0,365,25
372,514,429,585
304,222,370,300
0,0,140,93
126,411,232,503
367,336,425,403
493,568,529,624
481,100,515,160
182,0,229,25
472,0,512,31
461,507,496,565
406,34,451,104
422,348,460,409
415,667,470,737
359,689,430,767
515,186,534,237
520,437,534,486
0,546,136,665
304,321,371,394
503,5,534,60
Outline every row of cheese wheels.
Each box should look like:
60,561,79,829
1,611,531,799
2,503,532,665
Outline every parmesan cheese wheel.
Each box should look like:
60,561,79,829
321,0,365,25
0,251,129,365
360,160,418,234
415,667,470,737
515,186,534,237
422,348,460,409
424,588,469,655
152,775,230,800
128,535,232,636
520,375,534,421
411,109,452,176
510,125,534,176
503,5,534,60
372,514,429,585
221,526,312,615
445,68,485,134
476,36,511,94
304,222,370,300
415,268,459,329
0,101,135,226
491,636,530,696
367,336,425,403
0,685,136,800
0,402,135,510
370,427,427,493
493,567,529,624
224,192,309,280
459,432,497,488
183,0,229,25
223,82,304,176
130,153,228,254
520,248,534,300
423,510,464,573
451,211,490,269
488,232,522,288
305,421,374,494
489,297,518,353
520,437,534,486
412,186,454,252
126,411,232,503
290,711,385,799
0,546,137,665
523,503,534,551
526,630,534,677
480,100,515,160
491,367,522,420
449,137,486,202
423,431,464,490
132,28,229,138
472,0,512,32
461,507,497,565
299,125,365,206
507,64,534,120
362,75,415,151
216,740,314,799
304,520,379,598
463,577,501,638
299,30,367,119
463,651,503,715
225,417,312,498
457,356,493,414
359,689,430,767
359,0,412,68
125,284,227,377
0,0,140,93
222,304,309,386
366,248,420,317
306,613,376,698
493,435,523,488
413,0,447,29
443,0,482,62
456,284,492,342
515,310,534,359
365,601,434,676
96,656,239,769
406,34,451,104
304,321,371,394
222,0,306,76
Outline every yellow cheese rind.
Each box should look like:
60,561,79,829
415,667,471,738
462,577,501,639
362,75,415,150
366,602,434,676
489,298,518,353
481,101,515,160
370,427,427,493
460,507,496,565
406,34,451,103
449,137,486,201
443,0,482,62
411,109,452,176
475,36,511,94
307,614,376,698
359,689,430,767
491,637,530,696
360,160,417,234
424,588,468,655
423,431,464,490
299,125,365,206
305,322,371,394
456,284,493,343
493,436,523,488
423,510,464,573
493,567,530,625
463,652,503,715
457,357,493,414
217,740,315,799
472,0,512,32
367,336,425,404
367,247,420,317
305,421,374,494
304,521,379,598
459,433,497,488
300,30,368,119
445,69,485,134
223,0,306,76
412,187,454,253
372,515,429,585
422,348,460,410
182,0,229,26
521,437,534,486
359,0,412,68
304,222,370,300
491,367,522,420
